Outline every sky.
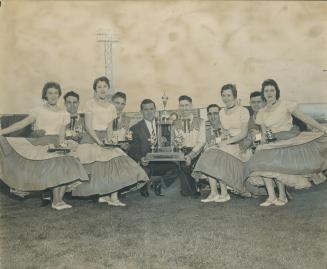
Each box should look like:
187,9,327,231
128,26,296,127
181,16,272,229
0,1,326,114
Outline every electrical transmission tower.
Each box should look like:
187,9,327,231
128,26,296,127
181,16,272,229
96,30,119,91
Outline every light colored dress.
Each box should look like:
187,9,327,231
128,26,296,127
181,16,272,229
29,105,69,135
72,99,148,196
193,106,252,194
0,105,89,191
247,100,326,189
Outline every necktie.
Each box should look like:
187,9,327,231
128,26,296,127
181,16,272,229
113,116,120,131
183,119,191,133
70,116,78,130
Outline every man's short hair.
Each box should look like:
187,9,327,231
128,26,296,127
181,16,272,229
250,91,263,99
140,99,156,110
178,95,192,103
112,91,126,101
63,91,80,101
206,104,220,113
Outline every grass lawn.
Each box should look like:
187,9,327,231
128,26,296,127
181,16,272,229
0,180,326,269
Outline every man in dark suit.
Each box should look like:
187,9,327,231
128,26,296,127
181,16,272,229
128,99,178,197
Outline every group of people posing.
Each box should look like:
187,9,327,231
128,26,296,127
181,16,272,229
0,76,326,210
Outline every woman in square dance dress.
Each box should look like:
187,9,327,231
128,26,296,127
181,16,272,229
193,84,252,203
71,76,148,206
246,79,327,207
0,82,89,210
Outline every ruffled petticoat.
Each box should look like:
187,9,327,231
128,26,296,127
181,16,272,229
246,132,327,189
0,136,89,191
72,131,149,196
192,143,253,194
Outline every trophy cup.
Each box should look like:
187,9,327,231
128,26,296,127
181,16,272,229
145,92,185,162
265,127,276,143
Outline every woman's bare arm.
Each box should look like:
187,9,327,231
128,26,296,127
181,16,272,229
0,115,35,136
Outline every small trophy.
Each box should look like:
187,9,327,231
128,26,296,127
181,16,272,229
254,133,262,145
125,130,133,141
265,127,276,142
112,131,119,144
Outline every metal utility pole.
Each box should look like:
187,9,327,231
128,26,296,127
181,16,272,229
96,30,119,90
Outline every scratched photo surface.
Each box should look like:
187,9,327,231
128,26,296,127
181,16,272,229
0,2,327,269
0,1,326,113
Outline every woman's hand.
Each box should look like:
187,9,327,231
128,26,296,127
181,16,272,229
66,140,79,151
96,139,104,146
31,129,46,137
184,155,192,166
219,140,229,147
120,142,130,151
221,129,230,140
141,157,149,167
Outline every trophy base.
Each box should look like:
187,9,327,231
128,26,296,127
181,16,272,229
145,151,185,162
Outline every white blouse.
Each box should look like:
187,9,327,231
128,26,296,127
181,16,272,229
29,105,70,135
83,98,117,131
219,106,250,137
256,100,297,133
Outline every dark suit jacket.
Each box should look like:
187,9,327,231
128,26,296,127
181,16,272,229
128,119,151,163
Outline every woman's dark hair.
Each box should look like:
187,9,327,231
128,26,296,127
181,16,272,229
42,82,62,100
63,91,80,102
261,79,280,100
93,76,110,91
112,91,126,101
221,84,237,98
140,99,156,110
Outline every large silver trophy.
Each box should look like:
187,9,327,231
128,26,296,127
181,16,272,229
145,92,185,162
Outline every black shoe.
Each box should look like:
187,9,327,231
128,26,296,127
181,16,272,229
192,191,201,199
140,185,149,197
180,190,190,197
154,184,164,196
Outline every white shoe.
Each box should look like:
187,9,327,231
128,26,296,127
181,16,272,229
52,202,72,210
274,198,288,206
107,199,126,207
98,196,110,203
201,194,220,203
214,194,231,203
259,198,277,207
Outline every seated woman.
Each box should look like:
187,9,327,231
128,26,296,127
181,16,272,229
193,84,252,203
246,79,327,207
71,76,148,206
0,82,89,210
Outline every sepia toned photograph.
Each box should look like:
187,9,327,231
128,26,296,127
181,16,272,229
0,1,326,268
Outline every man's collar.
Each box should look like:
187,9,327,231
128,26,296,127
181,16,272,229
181,113,193,121
211,123,220,130
70,113,79,118
144,118,155,124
